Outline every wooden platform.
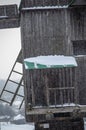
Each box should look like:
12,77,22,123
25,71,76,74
26,106,86,122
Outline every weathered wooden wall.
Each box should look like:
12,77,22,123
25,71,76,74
66,7,86,104
20,2,86,121
24,68,77,107
21,10,67,57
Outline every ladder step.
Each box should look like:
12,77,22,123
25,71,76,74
0,99,10,104
12,70,23,75
4,89,24,97
9,79,24,86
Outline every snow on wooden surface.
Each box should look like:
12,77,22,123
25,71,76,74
24,55,77,69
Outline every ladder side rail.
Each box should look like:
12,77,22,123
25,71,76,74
0,50,22,98
19,98,25,109
10,76,23,106
0,60,17,98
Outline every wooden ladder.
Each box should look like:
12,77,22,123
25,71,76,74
0,50,24,109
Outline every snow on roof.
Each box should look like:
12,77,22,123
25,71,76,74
24,55,77,69
22,5,68,11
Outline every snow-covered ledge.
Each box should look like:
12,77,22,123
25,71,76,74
21,5,69,11
0,16,8,19
24,55,77,69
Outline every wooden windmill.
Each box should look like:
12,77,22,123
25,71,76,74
20,0,86,130
0,0,86,130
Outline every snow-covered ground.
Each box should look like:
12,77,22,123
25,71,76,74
1,122,34,130
1,121,86,130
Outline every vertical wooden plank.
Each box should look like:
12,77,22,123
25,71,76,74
57,69,62,105
45,72,49,106
70,68,73,103
31,72,35,106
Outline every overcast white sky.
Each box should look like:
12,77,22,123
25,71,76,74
0,0,21,80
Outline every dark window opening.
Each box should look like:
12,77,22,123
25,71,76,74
73,40,86,55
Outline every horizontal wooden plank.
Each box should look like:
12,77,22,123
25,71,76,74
49,87,75,90
0,16,19,29
26,106,86,122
